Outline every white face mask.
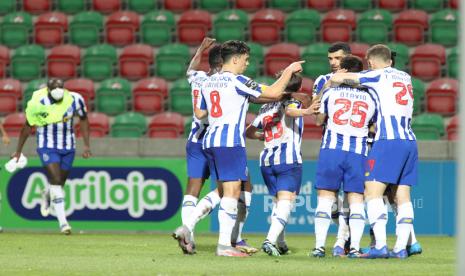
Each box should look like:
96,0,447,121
50,88,64,101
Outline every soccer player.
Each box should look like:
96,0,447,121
312,43,353,255
182,40,303,257
329,44,418,259
12,78,91,234
0,121,10,145
311,55,376,258
175,38,257,255
245,73,317,256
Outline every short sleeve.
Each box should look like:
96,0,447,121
186,70,198,84
73,94,87,117
312,75,327,97
251,113,263,129
234,75,264,98
357,70,382,89
198,88,207,110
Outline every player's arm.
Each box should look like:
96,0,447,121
194,89,208,120
75,96,91,158
328,72,360,87
249,91,293,104
259,61,305,99
314,89,329,126
187,37,215,73
12,121,32,161
0,122,10,145
286,99,320,118
246,114,264,140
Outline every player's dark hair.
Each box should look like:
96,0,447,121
275,71,302,92
340,55,364,73
47,78,64,90
328,42,351,55
366,44,391,62
208,44,223,69
221,40,250,63
391,51,397,67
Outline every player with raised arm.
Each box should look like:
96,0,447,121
176,40,303,257
310,55,376,258
12,78,91,234
329,44,418,259
246,73,317,256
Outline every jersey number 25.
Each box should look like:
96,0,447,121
333,99,368,128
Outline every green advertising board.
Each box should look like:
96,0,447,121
0,158,210,232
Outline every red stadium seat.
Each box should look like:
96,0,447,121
133,77,168,114
23,0,51,14
178,10,212,45
0,79,21,114
163,0,192,13
298,77,315,95
450,0,458,9
447,115,458,140
64,78,95,107
393,10,428,46
105,11,140,46
148,112,184,138
0,46,9,78
264,43,300,76
378,0,407,11
307,0,335,11
76,112,110,137
302,115,323,139
3,113,26,137
47,45,80,79
34,12,68,47
321,9,356,43
92,0,121,14
425,78,458,115
349,42,369,69
411,44,446,81
119,44,154,80
235,0,265,11
250,9,285,45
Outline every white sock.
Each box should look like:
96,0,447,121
233,191,251,243
181,195,198,225
349,203,366,251
185,191,220,232
50,185,68,227
409,226,418,245
367,198,388,249
394,202,414,252
266,199,292,244
277,230,285,245
334,197,350,248
218,197,238,247
314,197,335,248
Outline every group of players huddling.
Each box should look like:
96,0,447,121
173,37,422,259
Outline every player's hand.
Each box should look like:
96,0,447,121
200,37,216,50
336,68,348,73
82,146,92,159
303,101,320,115
11,152,20,162
286,60,305,73
2,135,10,145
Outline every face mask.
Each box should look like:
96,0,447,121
50,88,64,101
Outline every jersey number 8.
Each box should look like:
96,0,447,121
210,91,223,118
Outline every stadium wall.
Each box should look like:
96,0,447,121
0,139,456,235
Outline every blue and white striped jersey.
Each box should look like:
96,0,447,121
187,70,209,144
357,67,416,141
36,92,87,150
252,100,303,166
313,73,332,97
199,72,264,148
320,86,376,156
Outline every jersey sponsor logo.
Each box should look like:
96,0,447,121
244,79,259,90
8,167,182,221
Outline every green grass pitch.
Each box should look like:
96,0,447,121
0,232,455,275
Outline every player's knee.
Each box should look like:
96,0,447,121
48,176,61,185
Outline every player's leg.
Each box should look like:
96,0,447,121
232,178,258,254
54,150,75,235
312,149,343,257
213,147,249,257
45,162,70,235
333,192,350,255
184,188,221,234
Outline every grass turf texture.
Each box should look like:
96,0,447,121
0,233,454,275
